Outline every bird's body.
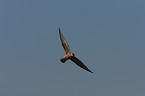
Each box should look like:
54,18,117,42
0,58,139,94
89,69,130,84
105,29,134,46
59,28,93,73
60,52,75,63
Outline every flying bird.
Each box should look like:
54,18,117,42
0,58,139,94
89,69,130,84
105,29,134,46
59,28,93,73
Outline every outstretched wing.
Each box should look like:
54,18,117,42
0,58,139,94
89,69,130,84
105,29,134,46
70,56,93,73
59,28,70,54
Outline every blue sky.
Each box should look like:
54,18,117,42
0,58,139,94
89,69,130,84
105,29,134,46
0,0,145,96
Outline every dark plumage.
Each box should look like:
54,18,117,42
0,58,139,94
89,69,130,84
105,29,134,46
59,28,93,73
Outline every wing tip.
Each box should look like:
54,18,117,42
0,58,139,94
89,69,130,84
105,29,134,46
59,28,62,36
87,69,94,73
59,27,61,32
89,71,94,73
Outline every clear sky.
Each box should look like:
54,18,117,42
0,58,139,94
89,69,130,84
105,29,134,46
0,0,145,96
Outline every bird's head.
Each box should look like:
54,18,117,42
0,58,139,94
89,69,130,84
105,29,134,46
71,52,75,56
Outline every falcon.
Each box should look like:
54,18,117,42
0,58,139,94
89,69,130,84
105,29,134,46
59,28,93,73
